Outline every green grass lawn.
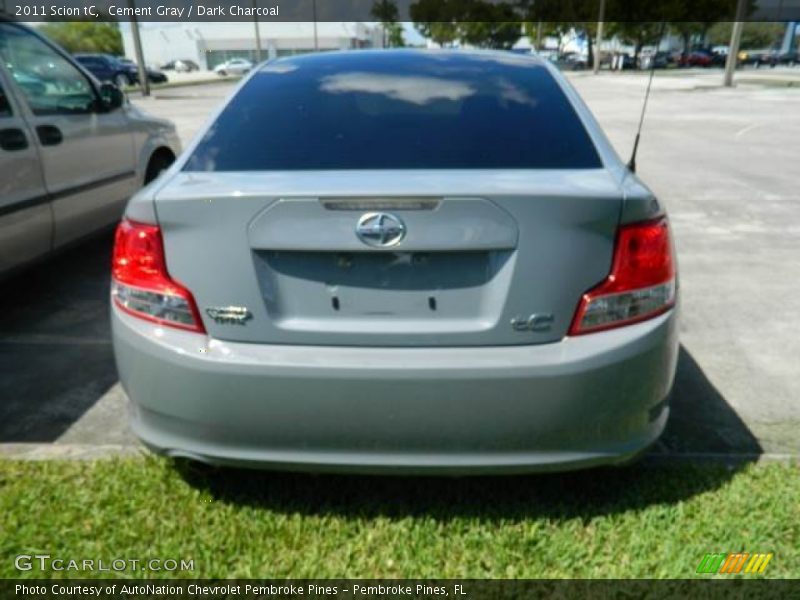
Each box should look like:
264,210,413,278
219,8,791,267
1,458,797,579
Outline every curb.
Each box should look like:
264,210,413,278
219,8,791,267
0,444,145,460
0,444,795,465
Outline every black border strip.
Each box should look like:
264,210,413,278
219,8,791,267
2,578,796,599
3,0,800,22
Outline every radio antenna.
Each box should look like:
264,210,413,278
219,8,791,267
628,22,666,173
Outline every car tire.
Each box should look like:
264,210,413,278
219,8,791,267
218,70,227,77
144,151,175,184
114,73,129,88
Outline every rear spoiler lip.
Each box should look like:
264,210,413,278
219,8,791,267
152,168,626,204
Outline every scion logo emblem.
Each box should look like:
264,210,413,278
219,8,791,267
205,306,253,325
355,212,406,248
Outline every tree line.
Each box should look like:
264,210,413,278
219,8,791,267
35,0,786,60
385,0,784,59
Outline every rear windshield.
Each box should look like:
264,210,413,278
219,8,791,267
184,52,602,171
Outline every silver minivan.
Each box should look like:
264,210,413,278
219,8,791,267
112,50,679,474
0,20,180,278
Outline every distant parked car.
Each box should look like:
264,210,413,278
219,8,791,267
558,52,588,70
213,58,253,76
737,49,764,65
74,53,134,88
162,59,200,72
736,48,790,68
117,58,168,83
535,49,559,63
760,49,798,66
708,50,728,67
639,51,672,69
677,50,713,68
610,53,636,70
175,59,200,72
0,20,181,278
75,54,167,86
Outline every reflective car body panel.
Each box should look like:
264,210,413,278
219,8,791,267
113,306,677,474
114,50,679,473
152,169,626,347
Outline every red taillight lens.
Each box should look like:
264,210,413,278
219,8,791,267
569,217,676,335
111,219,205,333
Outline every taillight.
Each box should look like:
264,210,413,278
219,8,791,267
111,219,205,333
569,216,676,335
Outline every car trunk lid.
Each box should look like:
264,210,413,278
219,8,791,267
154,169,623,346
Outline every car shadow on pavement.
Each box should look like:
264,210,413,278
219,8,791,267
175,344,763,520
0,232,119,443
0,229,763,516
658,346,763,456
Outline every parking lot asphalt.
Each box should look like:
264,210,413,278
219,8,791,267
1,69,798,460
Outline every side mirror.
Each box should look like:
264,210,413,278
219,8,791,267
98,82,124,111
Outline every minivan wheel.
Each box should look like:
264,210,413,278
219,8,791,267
144,151,175,184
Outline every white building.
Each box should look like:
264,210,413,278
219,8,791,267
120,22,383,70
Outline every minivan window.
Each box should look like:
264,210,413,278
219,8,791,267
185,52,602,171
0,24,96,116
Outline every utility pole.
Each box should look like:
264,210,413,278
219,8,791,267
382,0,388,48
724,0,747,87
593,0,606,74
253,0,262,62
128,0,149,96
312,0,319,51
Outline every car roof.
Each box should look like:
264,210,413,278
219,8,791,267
74,53,115,59
268,48,546,71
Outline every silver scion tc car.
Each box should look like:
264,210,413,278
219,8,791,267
111,50,679,474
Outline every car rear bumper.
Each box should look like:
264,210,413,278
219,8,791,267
112,308,678,474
